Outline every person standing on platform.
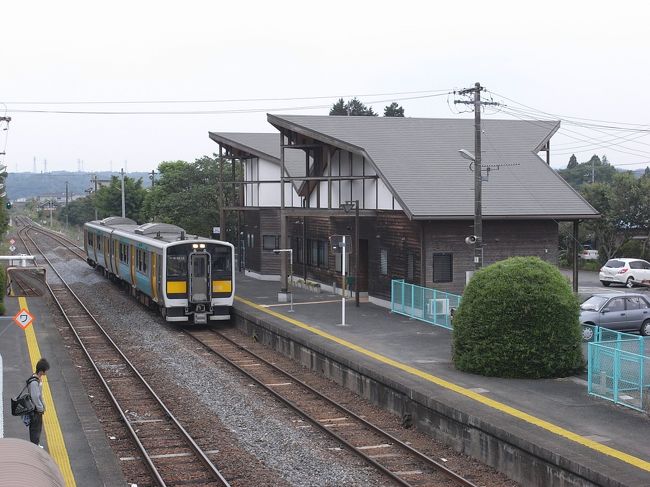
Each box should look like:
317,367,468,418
28,358,50,446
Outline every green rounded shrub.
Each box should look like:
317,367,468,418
452,257,583,378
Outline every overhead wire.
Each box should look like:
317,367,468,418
497,106,650,161
3,92,451,115
1,89,453,107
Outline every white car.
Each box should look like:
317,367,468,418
599,258,650,288
580,249,599,260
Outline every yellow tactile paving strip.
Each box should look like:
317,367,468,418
20,296,77,487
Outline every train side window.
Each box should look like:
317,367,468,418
88,233,94,247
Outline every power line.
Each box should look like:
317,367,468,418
3,92,450,115
498,106,650,160
1,89,452,106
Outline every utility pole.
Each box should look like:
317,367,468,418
455,82,499,270
91,174,98,220
149,170,156,187
592,158,595,184
65,181,69,231
120,168,126,218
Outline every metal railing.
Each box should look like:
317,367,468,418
584,324,650,412
390,279,461,330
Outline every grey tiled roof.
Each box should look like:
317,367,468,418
266,115,598,220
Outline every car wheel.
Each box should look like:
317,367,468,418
582,325,595,341
641,320,650,337
601,281,611,287
625,277,634,288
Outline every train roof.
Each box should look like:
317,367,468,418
85,217,230,247
0,438,65,487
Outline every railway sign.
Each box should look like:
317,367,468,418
9,245,16,252
9,238,15,245
13,308,34,330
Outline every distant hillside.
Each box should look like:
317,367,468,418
6,171,152,200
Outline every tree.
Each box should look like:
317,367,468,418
383,102,405,117
330,98,346,116
94,175,147,222
143,155,239,238
329,97,377,116
557,153,617,189
567,154,578,168
59,196,97,226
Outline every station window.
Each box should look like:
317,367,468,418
263,235,280,251
335,252,350,273
307,239,327,267
432,253,453,283
380,249,388,276
407,253,414,281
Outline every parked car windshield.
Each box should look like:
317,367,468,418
581,296,609,311
604,260,625,268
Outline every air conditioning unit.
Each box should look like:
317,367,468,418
427,298,449,315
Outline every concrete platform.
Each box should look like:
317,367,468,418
0,294,125,487
232,273,650,487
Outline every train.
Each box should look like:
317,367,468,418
84,217,234,324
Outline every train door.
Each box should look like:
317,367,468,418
188,252,210,302
130,245,136,285
150,253,158,302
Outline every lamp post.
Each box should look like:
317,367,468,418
273,248,293,312
341,200,360,306
458,149,482,270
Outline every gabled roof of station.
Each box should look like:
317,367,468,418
208,132,305,179
266,114,599,220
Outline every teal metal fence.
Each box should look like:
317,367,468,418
390,279,462,330
584,324,650,412
588,341,650,412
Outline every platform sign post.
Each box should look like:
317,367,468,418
12,308,34,330
330,234,351,326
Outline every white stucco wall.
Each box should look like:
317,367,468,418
244,157,301,207
310,150,399,210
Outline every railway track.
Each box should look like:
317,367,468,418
186,327,480,487
17,220,231,487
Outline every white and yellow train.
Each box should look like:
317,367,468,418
84,217,234,324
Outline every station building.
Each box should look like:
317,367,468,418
209,115,598,305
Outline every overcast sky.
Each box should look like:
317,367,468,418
2,0,649,174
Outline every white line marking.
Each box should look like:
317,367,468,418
265,382,293,387
357,444,392,450
261,299,345,308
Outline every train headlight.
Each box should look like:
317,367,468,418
192,244,199,249
199,243,206,249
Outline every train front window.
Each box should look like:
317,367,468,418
167,255,187,278
209,246,231,279
193,256,207,278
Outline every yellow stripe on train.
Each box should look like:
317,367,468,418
212,280,232,293
167,281,187,294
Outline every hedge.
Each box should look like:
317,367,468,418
452,257,583,378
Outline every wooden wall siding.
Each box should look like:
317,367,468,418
368,211,422,301
259,209,282,274
287,215,374,291
423,219,559,294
